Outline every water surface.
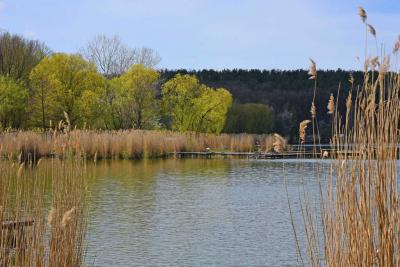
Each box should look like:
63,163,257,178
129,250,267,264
85,158,325,266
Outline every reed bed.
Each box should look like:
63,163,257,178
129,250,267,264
0,159,87,266
296,7,400,266
0,130,283,161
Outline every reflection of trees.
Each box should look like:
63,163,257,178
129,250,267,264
84,160,160,264
158,158,232,182
85,160,158,192
86,158,233,192
84,158,233,217
83,158,232,265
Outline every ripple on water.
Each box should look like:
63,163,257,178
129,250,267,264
85,158,325,266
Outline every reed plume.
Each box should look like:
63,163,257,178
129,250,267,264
272,133,286,153
308,58,317,80
379,56,390,76
63,111,70,127
358,6,367,22
367,24,376,37
348,73,354,85
327,94,335,114
61,207,76,228
299,120,311,144
370,56,379,70
17,162,24,178
310,102,316,118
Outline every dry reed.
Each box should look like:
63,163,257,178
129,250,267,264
0,159,87,266
272,133,287,153
327,94,335,114
299,120,311,144
0,130,285,161
358,6,367,22
296,7,400,266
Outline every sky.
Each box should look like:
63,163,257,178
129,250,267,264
1,0,399,70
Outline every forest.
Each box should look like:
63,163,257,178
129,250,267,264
161,69,364,142
0,31,361,142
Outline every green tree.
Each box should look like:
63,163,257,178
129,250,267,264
162,74,232,133
110,64,160,129
29,53,105,129
223,102,274,134
0,76,28,128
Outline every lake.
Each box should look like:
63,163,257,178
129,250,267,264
84,158,326,267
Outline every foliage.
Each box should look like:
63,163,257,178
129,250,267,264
29,53,106,129
0,29,369,139
109,64,160,129
0,76,28,128
223,102,274,134
162,74,232,133
161,69,364,141
0,32,50,83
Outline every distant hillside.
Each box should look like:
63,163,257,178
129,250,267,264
160,69,364,142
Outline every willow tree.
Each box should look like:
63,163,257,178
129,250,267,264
110,64,160,129
29,53,105,129
162,74,232,133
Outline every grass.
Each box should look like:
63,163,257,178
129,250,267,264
0,129,284,161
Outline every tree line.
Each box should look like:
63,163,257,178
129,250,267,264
0,31,359,141
0,32,232,134
161,69,364,142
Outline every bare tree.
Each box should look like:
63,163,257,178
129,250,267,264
81,34,161,77
133,47,161,68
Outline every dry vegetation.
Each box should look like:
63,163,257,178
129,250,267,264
0,129,286,266
0,129,285,162
296,7,400,266
0,159,87,266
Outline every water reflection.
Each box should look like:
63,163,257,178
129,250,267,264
84,158,327,267
1,158,328,266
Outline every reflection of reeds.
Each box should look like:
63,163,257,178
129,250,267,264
296,7,400,266
0,130,285,161
0,159,87,266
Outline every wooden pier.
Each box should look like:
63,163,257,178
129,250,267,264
170,144,339,159
170,143,400,159
170,151,317,159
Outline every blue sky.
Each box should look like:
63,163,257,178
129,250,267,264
1,0,399,70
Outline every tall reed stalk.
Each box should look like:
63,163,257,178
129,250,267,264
297,7,400,266
0,159,87,266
